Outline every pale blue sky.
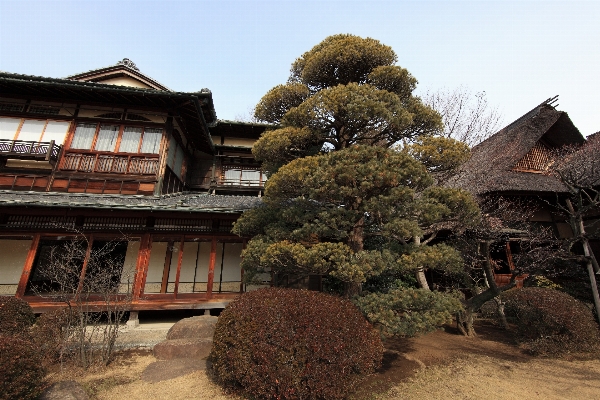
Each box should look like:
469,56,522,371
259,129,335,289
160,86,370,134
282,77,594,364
1,1,599,136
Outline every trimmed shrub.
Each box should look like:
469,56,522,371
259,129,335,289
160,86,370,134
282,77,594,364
31,308,76,365
503,287,600,356
0,335,46,400
0,297,35,336
355,288,463,337
210,287,383,400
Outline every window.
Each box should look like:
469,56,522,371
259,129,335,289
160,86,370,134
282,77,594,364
69,122,163,154
0,117,71,143
140,128,162,153
70,123,97,149
94,125,119,151
119,127,142,153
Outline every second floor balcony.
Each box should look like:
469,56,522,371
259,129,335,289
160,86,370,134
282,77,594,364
60,151,159,175
0,140,62,165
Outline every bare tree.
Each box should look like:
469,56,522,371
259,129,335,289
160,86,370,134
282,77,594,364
452,196,562,336
549,135,600,317
30,234,134,368
423,87,503,147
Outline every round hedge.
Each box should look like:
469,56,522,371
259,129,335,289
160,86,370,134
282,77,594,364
0,297,35,336
210,287,383,400
503,287,600,356
0,335,46,400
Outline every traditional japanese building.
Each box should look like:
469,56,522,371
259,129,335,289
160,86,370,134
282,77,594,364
0,59,270,315
449,97,599,284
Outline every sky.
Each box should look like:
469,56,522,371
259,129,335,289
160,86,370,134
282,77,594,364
1,0,599,136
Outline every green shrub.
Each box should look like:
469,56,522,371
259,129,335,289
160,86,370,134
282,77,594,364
0,297,35,336
0,335,46,400
503,287,600,356
210,287,383,400
355,288,463,337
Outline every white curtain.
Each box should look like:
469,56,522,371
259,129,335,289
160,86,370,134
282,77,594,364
0,118,21,140
140,128,162,154
70,123,97,149
119,126,142,153
241,170,260,185
94,125,119,151
17,120,46,142
224,168,241,184
41,121,70,144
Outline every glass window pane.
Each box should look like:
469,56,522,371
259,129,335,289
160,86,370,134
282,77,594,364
0,118,21,140
166,137,177,168
173,146,184,177
224,168,241,185
17,120,46,141
119,126,142,153
94,125,119,151
70,123,97,149
140,128,162,154
241,170,260,185
41,121,70,144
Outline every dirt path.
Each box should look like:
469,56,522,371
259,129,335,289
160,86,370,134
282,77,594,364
46,321,600,399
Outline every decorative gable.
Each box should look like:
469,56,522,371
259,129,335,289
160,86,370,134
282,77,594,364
67,59,170,91
513,141,552,172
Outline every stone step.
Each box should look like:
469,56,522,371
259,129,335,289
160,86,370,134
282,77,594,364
153,338,213,360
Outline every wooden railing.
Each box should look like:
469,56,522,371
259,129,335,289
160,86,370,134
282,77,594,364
0,140,61,163
60,151,159,175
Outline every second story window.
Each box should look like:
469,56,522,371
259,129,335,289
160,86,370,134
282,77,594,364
0,117,70,143
69,123,163,154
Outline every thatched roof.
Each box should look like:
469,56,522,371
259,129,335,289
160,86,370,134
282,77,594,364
448,100,586,195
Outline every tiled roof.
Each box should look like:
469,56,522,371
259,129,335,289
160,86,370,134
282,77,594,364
0,191,262,213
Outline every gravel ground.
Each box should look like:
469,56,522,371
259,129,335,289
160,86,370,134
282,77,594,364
113,322,174,350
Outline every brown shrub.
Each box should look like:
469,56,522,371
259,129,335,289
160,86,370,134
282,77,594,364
0,297,35,336
210,287,383,400
31,308,77,365
503,287,600,356
0,335,46,400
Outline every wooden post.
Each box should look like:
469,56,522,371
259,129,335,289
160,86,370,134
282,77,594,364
206,238,217,299
15,234,41,298
160,241,173,294
76,235,94,295
173,238,185,298
132,234,151,300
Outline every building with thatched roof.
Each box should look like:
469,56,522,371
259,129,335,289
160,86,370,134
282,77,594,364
449,97,599,284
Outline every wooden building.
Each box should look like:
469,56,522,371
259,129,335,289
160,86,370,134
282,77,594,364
0,59,270,314
449,97,599,285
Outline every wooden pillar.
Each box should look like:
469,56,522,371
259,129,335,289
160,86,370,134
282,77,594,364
206,238,217,299
133,234,151,300
173,238,185,298
76,235,94,295
15,234,41,298
160,241,174,294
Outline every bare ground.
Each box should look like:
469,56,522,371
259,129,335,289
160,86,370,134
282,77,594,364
46,320,600,399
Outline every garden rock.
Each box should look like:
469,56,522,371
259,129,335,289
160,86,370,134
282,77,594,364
166,315,218,340
40,381,89,400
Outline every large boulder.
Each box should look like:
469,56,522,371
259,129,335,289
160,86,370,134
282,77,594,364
166,315,218,340
153,338,213,360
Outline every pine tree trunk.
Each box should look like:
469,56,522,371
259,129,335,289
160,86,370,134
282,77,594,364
456,307,476,337
344,217,364,298
413,236,431,290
